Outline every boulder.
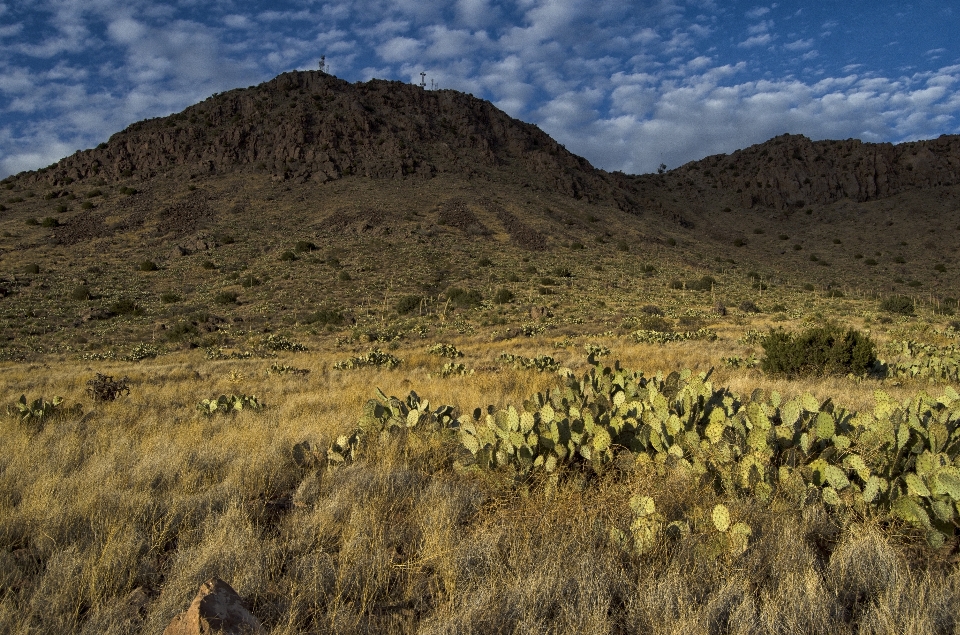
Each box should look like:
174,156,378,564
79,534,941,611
163,577,263,635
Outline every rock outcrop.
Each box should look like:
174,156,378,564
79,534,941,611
163,577,263,635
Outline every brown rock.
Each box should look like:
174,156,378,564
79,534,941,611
163,577,264,635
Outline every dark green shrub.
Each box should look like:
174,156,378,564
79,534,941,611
240,274,261,288
138,260,158,272
167,321,199,341
81,201,94,210
494,288,515,304
279,250,297,261
160,292,181,303
41,217,59,227
304,309,343,326
25,217,39,226
446,287,483,308
215,291,239,305
395,294,422,315
793,244,802,251
760,325,876,378
935,263,947,272
734,238,746,247
879,295,914,315
338,271,352,282
24,263,40,274
570,242,584,250
894,256,906,264
553,267,572,278
56,204,67,213
477,257,493,267
540,277,556,286
86,373,130,402
865,258,877,265
506,273,521,283
739,300,760,313
616,241,629,251
86,189,102,198
641,304,663,316
71,285,91,301
110,298,142,316
295,240,317,253
201,260,217,270
666,237,677,246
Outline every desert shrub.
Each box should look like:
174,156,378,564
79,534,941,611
201,260,217,270
641,304,663,316
109,298,142,316
477,257,493,267
304,308,343,326
570,241,584,250
55,204,67,213
446,287,483,308
295,240,317,253
71,285,91,301
240,274,261,288
552,267,572,278
616,240,629,251
138,260,158,272
669,279,683,289
24,263,40,274
540,277,556,286
935,264,947,272
215,291,239,305
506,273,521,283
41,217,59,227
760,325,876,378
166,321,199,341
738,300,760,313
86,373,130,402
395,294,422,315
86,189,102,198
493,288,515,304
279,250,297,261
25,217,39,226
879,295,914,315
81,201,94,209
160,292,181,303
865,258,877,265
666,237,677,246
338,271,352,281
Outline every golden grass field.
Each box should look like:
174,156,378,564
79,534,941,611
2,325,959,634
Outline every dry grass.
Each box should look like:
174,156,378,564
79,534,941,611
1,337,958,634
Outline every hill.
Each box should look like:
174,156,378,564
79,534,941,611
0,70,957,360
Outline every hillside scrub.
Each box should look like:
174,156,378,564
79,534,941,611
760,325,877,378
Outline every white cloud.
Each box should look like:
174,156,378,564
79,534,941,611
784,38,812,51
738,33,773,48
377,36,424,63
745,6,770,19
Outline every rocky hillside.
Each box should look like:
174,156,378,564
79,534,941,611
22,71,635,209
652,133,960,210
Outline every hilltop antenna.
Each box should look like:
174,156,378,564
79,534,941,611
419,72,426,88
318,56,326,73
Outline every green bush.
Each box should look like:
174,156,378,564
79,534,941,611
295,240,317,253
40,217,59,227
24,263,40,274
880,295,914,315
160,292,181,303
215,291,239,305
304,309,343,326
71,285,91,301
138,260,158,272
109,298,142,316
760,325,876,378
446,287,483,308
494,288,515,304
25,217,39,226
395,294,422,315
279,250,297,261
338,271,352,281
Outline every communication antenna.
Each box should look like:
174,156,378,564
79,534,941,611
419,72,426,88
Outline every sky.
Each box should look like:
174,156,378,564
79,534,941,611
1,1,959,179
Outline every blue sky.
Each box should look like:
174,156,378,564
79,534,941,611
1,0,958,179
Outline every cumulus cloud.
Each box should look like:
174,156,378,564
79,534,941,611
1,0,959,179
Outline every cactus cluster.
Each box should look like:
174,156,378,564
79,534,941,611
428,343,464,358
196,394,264,416
497,352,561,372
263,334,308,352
723,356,759,369
267,362,310,376
631,328,717,345
333,349,403,370
430,362,473,378
86,373,130,402
584,343,611,357
881,339,960,382
354,356,960,548
13,395,80,425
